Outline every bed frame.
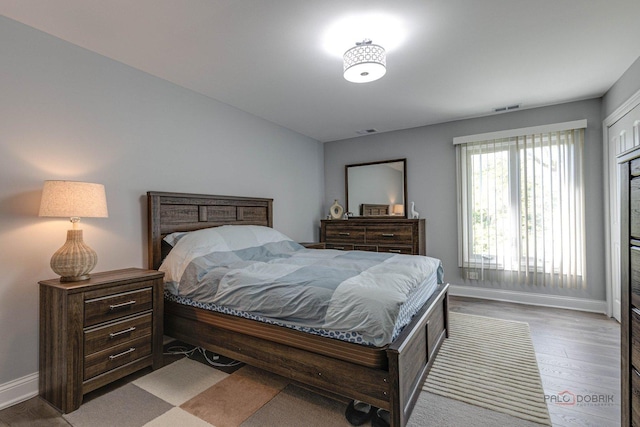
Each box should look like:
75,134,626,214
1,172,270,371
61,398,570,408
147,191,449,427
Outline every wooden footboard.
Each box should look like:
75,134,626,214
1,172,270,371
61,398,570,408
387,283,449,427
164,283,448,427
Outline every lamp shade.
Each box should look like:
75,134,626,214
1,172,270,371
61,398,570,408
343,40,386,83
393,204,405,215
39,180,108,282
39,181,108,218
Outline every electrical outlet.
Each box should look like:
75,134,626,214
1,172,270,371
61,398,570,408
468,271,479,280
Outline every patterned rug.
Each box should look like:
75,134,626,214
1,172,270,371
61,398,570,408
59,315,551,427
423,312,552,425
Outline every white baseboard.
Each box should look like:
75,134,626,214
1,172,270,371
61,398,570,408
449,284,608,314
0,372,38,411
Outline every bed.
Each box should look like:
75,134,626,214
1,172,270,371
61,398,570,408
147,191,449,427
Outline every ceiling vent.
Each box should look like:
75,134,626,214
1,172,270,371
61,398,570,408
494,104,520,113
356,128,378,135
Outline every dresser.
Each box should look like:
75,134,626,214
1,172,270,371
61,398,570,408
620,148,640,426
39,268,164,413
320,218,425,255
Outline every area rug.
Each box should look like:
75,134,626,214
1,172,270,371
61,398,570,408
423,312,551,426
59,313,552,427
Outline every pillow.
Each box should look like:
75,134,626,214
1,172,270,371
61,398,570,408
162,225,295,251
163,231,187,247
160,225,301,286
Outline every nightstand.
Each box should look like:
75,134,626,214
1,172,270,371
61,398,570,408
39,268,164,413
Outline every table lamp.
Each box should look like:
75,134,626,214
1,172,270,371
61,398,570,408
39,180,108,282
393,204,405,216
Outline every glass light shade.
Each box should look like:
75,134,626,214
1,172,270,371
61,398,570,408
343,42,386,83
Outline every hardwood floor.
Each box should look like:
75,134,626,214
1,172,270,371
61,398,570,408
450,296,621,427
0,296,621,426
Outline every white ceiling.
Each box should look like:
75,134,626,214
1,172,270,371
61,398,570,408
3,0,640,142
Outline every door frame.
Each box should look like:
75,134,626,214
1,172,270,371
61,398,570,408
603,88,640,320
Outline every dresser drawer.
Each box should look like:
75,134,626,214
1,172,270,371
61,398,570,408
633,308,640,371
633,248,640,308
326,243,354,251
354,245,378,252
84,313,153,357
84,287,153,327
633,368,640,426
632,177,640,239
365,225,413,245
378,246,413,255
84,336,152,380
324,225,365,243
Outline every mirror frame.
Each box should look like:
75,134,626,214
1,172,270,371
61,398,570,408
345,158,407,218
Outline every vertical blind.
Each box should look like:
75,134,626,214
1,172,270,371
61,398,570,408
455,123,586,289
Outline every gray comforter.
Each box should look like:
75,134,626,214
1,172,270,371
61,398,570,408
160,225,443,346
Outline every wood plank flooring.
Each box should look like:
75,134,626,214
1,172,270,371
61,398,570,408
0,296,621,426
450,296,621,427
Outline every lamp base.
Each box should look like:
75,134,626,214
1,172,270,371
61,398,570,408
50,229,97,282
60,274,91,283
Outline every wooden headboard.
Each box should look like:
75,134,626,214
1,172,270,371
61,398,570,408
147,191,273,270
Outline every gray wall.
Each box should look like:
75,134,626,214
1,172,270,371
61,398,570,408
0,17,324,385
325,99,604,300
603,55,640,117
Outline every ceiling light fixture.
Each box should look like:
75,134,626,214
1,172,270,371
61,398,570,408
343,39,386,83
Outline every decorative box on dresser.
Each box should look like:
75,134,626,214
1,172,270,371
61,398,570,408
39,268,164,413
320,218,425,255
620,147,640,426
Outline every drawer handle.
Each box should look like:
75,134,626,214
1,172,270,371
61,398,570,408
109,300,136,311
338,232,350,236
381,233,395,237
389,249,402,253
633,308,640,317
333,246,345,250
109,347,135,360
109,326,136,339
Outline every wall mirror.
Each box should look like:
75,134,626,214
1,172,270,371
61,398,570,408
345,158,407,217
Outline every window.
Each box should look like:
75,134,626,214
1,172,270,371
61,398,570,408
455,121,586,288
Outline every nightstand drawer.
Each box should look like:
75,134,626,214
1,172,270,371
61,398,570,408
324,225,365,243
84,287,153,327
84,336,152,380
84,312,153,356
365,225,413,245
